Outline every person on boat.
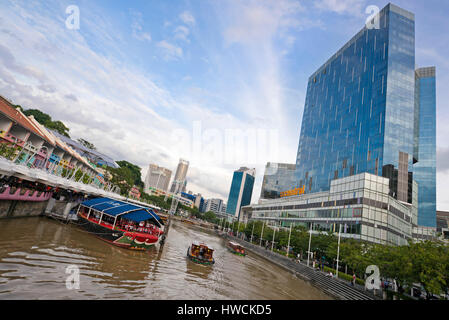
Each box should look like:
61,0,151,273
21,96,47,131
199,247,205,258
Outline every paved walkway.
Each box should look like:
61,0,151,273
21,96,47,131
220,233,380,300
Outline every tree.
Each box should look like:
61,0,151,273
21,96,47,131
23,109,52,124
408,241,446,298
77,138,96,150
45,120,70,137
116,160,143,188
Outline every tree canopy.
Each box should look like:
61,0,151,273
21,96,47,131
22,108,70,137
77,138,96,150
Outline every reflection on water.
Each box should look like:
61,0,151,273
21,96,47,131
0,217,331,300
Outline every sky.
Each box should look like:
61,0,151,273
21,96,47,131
0,0,448,209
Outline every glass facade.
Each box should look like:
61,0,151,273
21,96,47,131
226,171,242,216
414,67,436,227
295,4,417,205
226,167,255,219
260,162,297,199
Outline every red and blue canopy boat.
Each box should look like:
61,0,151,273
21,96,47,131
75,197,165,251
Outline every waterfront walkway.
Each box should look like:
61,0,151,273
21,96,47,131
220,233,380,300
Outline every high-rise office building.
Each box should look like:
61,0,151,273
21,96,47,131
245,4,437,245
260,162,296,199
294,4,436,225
414,67,436,227
170,159,189,194
226,167,256,220
144,164,172,192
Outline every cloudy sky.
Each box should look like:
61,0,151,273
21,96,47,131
0,0,448,209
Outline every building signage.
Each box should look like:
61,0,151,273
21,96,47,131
280,186,305,198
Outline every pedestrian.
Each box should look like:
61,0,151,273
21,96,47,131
352,273,356,286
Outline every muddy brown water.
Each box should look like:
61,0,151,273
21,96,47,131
0,217,331,300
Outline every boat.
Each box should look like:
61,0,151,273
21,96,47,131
227,241,247,256
187,242,215,265
74,197,165,251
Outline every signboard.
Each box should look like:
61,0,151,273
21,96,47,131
280,186,306,198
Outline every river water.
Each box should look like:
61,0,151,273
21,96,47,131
0,217,331,300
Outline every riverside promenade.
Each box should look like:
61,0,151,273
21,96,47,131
219,232,380,300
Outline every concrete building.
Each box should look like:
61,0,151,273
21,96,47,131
205,198,223,214
144,164,172,192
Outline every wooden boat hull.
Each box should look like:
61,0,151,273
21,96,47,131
186,247,215,265
74,214,159,251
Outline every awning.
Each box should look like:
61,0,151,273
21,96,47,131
80,197,163,226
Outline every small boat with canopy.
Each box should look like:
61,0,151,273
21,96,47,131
75,197,165,251
187,242,215,265
227,241,247,256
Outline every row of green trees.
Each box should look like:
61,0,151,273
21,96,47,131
219,220,449,297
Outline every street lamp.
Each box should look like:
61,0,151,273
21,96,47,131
259,221,265,247
286,223,292,257
250,222,255,243
307,222,313,267
336,222,342,278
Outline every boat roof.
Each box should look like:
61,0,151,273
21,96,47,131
81,197,162,226
229,241,244,247
192,241,214,250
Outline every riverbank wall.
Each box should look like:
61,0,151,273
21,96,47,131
0,198,78,220
219,232,380,300
0,200,48,219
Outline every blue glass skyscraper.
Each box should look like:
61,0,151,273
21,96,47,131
294,4,436,226
226,167,255,220
414,67,436,227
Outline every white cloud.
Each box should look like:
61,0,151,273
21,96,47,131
130,10,152,42
156,40,183,60
313,0,365,17
174,25,190,42
179,11,196,26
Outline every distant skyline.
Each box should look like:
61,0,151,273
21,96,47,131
0,0,448,209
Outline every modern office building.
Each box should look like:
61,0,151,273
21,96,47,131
260,162,296,199
292,3,436,228
205,198,223,214
244,172,417,245
413,67,436,227
144,164,172,192
170,158,189,194
243,3,437,244
226,167,256,220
